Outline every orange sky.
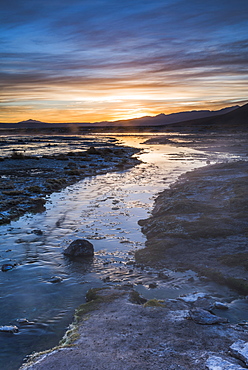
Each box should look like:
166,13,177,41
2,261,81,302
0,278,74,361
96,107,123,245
1,79,247,123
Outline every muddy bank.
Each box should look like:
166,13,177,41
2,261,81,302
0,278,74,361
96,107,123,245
136,160,248,294
0,145,140,225
21,287,248,370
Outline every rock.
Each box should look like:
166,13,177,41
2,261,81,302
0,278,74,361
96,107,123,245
1,263,15,272
179,292,206,302
188,276,195,282
189,308,228,325
148,282,157,289
31,198,46,212
129,290,147,305
49,276,63,283
0,325,19,334
63,239,94,258
206,355,245,370
17,319,35,326
102,276,111,282
157,272,170,280
229,340,248,366
213,301,229,310
86,146,100,155
126,261,135,266
32,229,43,235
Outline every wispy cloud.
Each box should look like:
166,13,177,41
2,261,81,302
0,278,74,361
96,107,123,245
0,0,248,122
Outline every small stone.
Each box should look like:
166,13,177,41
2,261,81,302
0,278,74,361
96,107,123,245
49,276,63,283
189,308,228,325
129,290,147,305
213,301,229,310
17,319,35,326
102,276,111,282
179,292,206,302
230,340,248,366
63,239,94,258
158,272,170,280
32,229,43,235
149,283,157,289
1,263,15,272
126,261,134,266
0,325,19,334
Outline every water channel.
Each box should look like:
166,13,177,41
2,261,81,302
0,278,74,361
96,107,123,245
0,134,246,369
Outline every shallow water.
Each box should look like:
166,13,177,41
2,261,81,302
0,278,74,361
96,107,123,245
0,134,246,369
0,134,118,158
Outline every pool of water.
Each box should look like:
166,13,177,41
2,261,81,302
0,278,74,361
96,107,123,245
0,134,246,369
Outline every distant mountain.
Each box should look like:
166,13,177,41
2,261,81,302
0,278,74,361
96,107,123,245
2,107,240,128
102,106,239,127
17,119,47,125
160,103,248,131
0,104,245,131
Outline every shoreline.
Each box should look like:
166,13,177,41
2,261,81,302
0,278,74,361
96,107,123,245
21,286,248,370
0,144,140,225
136,159,248,294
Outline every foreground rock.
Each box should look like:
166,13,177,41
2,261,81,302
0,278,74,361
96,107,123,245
21,287,248,370
63,239,94,258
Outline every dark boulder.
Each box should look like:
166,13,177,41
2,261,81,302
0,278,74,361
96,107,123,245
63,239,94,258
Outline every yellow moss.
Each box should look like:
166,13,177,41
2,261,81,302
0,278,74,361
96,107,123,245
143,299,165,308
21,287,125,368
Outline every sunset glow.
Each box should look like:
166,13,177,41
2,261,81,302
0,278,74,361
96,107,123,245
1,0,248,123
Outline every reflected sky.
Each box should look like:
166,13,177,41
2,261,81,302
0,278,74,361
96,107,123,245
1,0,248,122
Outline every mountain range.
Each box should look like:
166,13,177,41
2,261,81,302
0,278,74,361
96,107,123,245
0,103,247,131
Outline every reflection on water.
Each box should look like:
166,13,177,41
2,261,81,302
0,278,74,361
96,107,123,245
0,134,117,158
0,134,246,369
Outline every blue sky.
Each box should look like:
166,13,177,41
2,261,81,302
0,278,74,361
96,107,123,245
1,0,248,122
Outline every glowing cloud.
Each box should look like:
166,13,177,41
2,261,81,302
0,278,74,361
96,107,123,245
0,0,248,122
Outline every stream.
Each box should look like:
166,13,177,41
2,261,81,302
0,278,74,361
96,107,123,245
0,134,246,369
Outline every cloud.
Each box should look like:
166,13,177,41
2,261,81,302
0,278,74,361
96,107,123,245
1,0,248,121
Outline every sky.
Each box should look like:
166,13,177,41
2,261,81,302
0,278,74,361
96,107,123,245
0,0,248,123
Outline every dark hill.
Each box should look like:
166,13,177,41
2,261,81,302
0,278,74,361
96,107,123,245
160,103,248,132
108,106,238,127
17,119,47,125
